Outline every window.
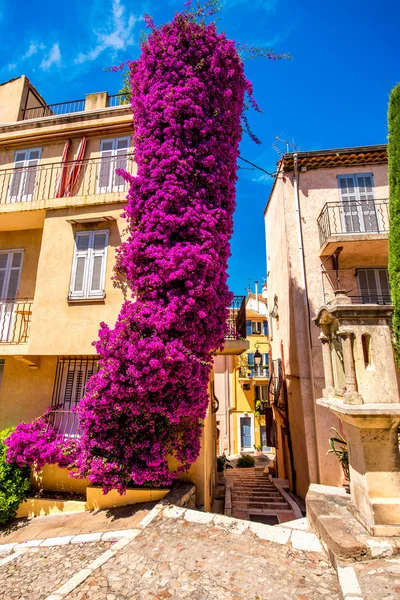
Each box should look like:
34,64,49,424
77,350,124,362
50,357,98,436
0,251,23,342
69,230,109,300
9,148,41,203
255,384,268,401
98,137,130,193
337,173,378,233
251,321,262,334
357,268,390,304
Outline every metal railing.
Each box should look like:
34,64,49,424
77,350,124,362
317,199,389,247
107,93,130,107
347,294,392,306
22,99,86,120
0,154,134,205
239,366,269,379
226,295,246,340
48,409,81,439
0,299,33,344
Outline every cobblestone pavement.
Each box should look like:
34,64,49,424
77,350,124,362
65,510,340,600
353,555,400,599
0,541,113,600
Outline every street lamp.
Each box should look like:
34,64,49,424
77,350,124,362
254,345,262,367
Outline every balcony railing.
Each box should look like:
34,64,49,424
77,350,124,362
0,154,134,206
317,199,389,247
343,294,392,306
239,366,270,379
0,299,33,344
48,409,80,439
22,99,86,120
107,93,130,107
226,295,246,340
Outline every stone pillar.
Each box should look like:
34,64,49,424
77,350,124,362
340,411,400,536
85,92,108,111
337,329,362,404
319,333,334,396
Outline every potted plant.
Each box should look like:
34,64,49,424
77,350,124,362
253,444,263,457
327,427,350,482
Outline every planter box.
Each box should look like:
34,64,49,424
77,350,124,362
31,464,89,494
86,486,169,510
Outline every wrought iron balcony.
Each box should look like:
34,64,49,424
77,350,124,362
0,154,134,206
339,294,392,306
239,366,269,379
0,299,33,344
22,93,130,120
23,99,86,120
225,295,246,340
48,409,80,439
317,199,389,248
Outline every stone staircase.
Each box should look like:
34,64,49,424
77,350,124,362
225,468,298,525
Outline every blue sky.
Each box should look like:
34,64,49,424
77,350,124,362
1,0,399,295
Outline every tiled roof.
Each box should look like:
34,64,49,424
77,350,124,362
282,145,387,172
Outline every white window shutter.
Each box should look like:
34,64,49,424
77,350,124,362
89,231,108,297
6,252,23,299
98,140,114,193
9,151,27,203
70,232,90,298
0,254,8,298
356,174,377,232
114,138,129,191
338,175,361,233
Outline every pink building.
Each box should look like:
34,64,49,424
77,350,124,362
264,144,391,498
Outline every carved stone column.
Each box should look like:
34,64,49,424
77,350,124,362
337,328,363,405
319,332,334,396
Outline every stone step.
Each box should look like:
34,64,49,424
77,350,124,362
232,495,287,504
233,501,289,510
232,494,282,501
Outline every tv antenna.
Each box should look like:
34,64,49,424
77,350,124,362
273,136,299,155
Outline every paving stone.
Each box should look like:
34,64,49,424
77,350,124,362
63,511,339,600
291,530,323,552
0,541,112,600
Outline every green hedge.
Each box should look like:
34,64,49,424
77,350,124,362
0,427,30,524
389,84,400,366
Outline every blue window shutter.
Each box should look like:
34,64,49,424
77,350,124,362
248,353,254,366
263,353,269,366
263,321,268,335
246,320,252,336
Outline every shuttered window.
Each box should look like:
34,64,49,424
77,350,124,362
50,357,98,437
0,251,23,299
8,148,41,203
69,230,109,299
337,173,378,233
98,137,130,193
357,268,391,304
251,321,262,334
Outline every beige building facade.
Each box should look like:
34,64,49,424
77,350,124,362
0,75,248,512
264,145,394,499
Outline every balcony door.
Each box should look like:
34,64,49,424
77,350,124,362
0,251,23,341
98,137,130,194
338,174,378,233
8,148,41,203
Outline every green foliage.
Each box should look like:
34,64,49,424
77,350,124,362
327,427,349,481
253,444,262,452
236,454,255,468
117,68,131,104
217,454,228,472
0,427,30,524
388,84,400,366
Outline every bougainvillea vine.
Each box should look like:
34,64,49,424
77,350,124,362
6,3,286,492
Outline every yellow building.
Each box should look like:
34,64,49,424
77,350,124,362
0,75,248,513
214,286,271,456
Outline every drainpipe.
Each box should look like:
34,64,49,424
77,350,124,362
293,154,321,484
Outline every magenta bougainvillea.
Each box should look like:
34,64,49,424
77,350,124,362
5,410,79,471
6,4,283,492
74,9,252,492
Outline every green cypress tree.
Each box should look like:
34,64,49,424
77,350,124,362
388,83,400,366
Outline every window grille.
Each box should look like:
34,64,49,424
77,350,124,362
50,357,98,437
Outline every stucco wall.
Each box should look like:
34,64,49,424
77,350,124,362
27,203,126,355
0,228,42,298
0,355,57,429
265,162,389,496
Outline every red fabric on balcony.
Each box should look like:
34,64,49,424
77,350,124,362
65,137,87,197
54,140,71,198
